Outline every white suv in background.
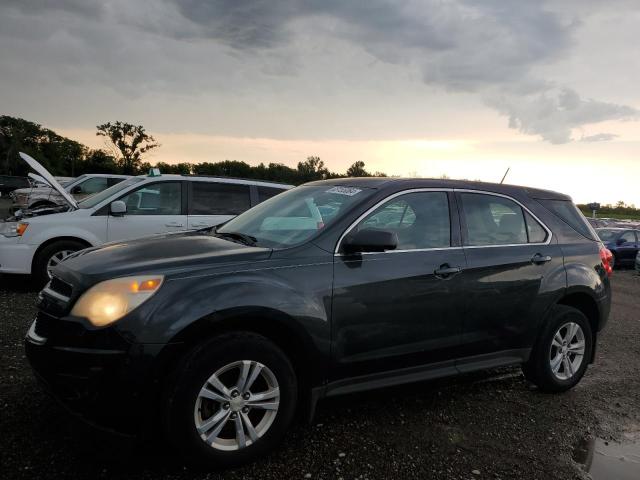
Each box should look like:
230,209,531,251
0,153,291,283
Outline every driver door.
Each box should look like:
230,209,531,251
107,181,188,242
331,191,467,382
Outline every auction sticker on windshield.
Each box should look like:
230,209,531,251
326,186,362,196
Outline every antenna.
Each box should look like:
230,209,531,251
500,167,510,184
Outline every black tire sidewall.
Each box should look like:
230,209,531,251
532,306,593,392
165,333,297,469
34,240,85,285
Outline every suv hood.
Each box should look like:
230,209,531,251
19,152,78,209
53,230,273,288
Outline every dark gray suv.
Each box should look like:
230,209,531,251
26,178,613,467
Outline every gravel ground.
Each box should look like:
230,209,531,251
1,270,639,480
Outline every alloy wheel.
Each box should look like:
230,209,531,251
194,360,280,451
549,321,586,380
46,250,75,278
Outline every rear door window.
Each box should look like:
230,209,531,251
460,193,549,246
191,182,251,215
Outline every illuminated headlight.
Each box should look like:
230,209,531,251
0,222,28,237
70,275,164,327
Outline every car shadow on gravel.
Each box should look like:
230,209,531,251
0,274,39,293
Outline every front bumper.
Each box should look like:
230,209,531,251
24,312,177,434
0,236,35,274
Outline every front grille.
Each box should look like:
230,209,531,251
49,276,73,298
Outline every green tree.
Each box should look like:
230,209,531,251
297,156,329,182
96,121,160,175
346,160,369,177
78,149,119,174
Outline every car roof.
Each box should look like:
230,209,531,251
81,174,131,178
133,174,292,189
304,177,571,200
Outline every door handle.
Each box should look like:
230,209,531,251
191,223,209,228
434,264,462,278
164,223,184,228
531,253,552,264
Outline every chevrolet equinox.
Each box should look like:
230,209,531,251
25,178,613,467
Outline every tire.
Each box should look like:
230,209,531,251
523,305,593,393
33,239,86,286
164,332,297,469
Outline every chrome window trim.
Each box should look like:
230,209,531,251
334,188,453,255
456,189,552,248
334,187,552,255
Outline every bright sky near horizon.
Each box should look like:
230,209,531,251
1,1,638,205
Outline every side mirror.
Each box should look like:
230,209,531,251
110,200,127,216
616,238,625,246
71,186,82,194
342,228,398,253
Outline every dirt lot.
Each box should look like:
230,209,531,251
1,270,639,480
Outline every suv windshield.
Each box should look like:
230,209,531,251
217,185,374,248
78,177,145,209
596,229,619,241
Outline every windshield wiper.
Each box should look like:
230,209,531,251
215,231,258,246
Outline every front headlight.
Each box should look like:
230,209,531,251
0,222,28,237
70,275,164,327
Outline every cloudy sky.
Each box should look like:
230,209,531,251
1,0,638,204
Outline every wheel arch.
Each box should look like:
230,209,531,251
31,236,93,273
157,306,324,421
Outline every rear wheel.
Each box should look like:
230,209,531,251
165,332,297,468
523,305,593,392
33,239,86,286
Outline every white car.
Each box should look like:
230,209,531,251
10,173,130,211
0,153,291,283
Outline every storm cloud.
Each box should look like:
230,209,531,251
0,0,637,143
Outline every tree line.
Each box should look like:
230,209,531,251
0,116,385,185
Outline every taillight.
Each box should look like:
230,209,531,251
599,243,613,277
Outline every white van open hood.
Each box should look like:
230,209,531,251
19,152,78,209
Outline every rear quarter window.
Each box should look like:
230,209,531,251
537,199,597,240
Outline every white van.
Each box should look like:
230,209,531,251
0,153,291,283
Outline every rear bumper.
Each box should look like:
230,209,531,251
0,237,35,274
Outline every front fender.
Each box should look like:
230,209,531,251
116,257,334,374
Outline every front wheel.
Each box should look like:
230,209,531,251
33,239,86,286
165,332,297,468
523,305,593,393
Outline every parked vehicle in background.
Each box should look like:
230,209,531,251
596,228,640,268
25,177,612,467
0,153,291,283
0,175,30,196
10,173,130,212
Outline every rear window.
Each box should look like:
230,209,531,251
537,199,597,240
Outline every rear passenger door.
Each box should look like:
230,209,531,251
187,181,251,230
455,191,564,366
